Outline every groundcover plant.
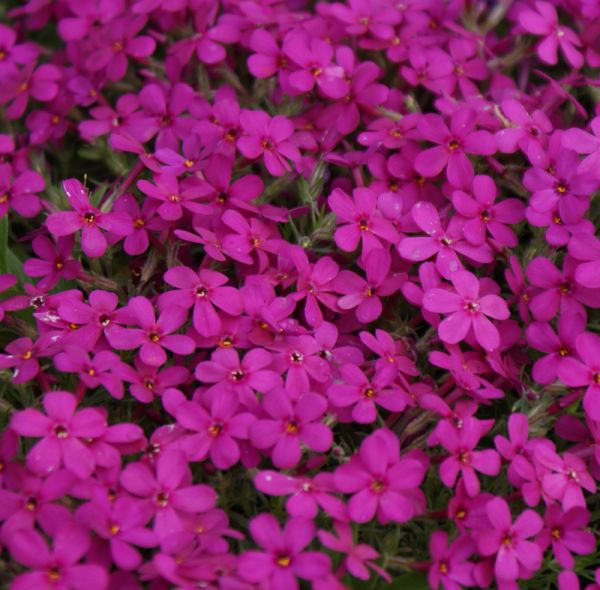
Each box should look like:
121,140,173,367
1,0,600,588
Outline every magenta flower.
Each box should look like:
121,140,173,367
328,364,408,424
247,29,287,79
54,348,124,399
477,497,543,583
519,1,583,68
77,497,157,571
115,358,189,403
291,249,340,327
10,391,106,478
423,270,510,351
536,505,595,568
318,521,390,583
46,179,131,258
495,99,553,165
120,449,216,539
195,347,281,408
334,429,427,523
250,390,332,468
160,266,243,337
109,296,194,367
175,390,254,469
328,187,398,254
237,514,331,589
0,166,44,218
523,149,596,226
330,0,401,39
237,110,300,177
0,23,38,77
0,63,62,120
85,16,155,81
398,201,493,279
428,531,475,590
437,417,501,497
536,446,596,511
0,336,51,384
254,471,345,520
414,109,496,187
526,312,585,385
569,233,600,289
526,256,599,321
562,116,600,174
23,235,81,289
452,175,525,247
7,522,108,590
334,248,404,323
136,173,212,221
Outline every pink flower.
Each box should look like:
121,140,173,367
237,110,300,177
109,296,195,367
237,514,331,589
0,166,44,218
334,248,404,323
195,347,281,408
328,364,408,424
318,521,391,583
428,531,475,590
120,449,216,540
328,187,398,254
175,390,254,469
452,175,525,247
10,391,106,479
437,417,501,497
23,235,81,289
398,201,493,279
250,390,332,468
414,109,496,187
526,312,585,385
423,270,510,351
477,497,543,583
77,497,157,571
46,179,131,258
519,1,583,68
334,429,428,523
536,505,595,568
7,522,109,590
136,173,212,221
160,266,243,337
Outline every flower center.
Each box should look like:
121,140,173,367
358,218,369,231
559,347,569,357
22,350,32,360
112,41,123,52
440,236,452,246
99,314,111,326
184,159,194,168
149,332,160,343
144,379,154,390
230,370,245,381
83,212,95,224
261,138,273,149
594,373,600,384
363,387,376,398
155,492,169,507
458,451,470,463
560,283,570,295
371,479,384,492
88,368,95,376
219,336,233,348
290,351,303,364
208,424,222,437
502,534,512,546
109,524,120,535
168,194,179,202
464,301,480,313
25,497,37,511
133,218,145,228
48,568,60,582
225,129,237,142
358,16,370,25
447,140,460,151
551,528,561,540
455,509,466,520
276,555,291,568
196,286,208,297
555,182,568,194
439,562,448,574
480,209,492,221
53,425,68,439
286,421,299,434
55,260,63,270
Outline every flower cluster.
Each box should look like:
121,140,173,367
1,0,600,589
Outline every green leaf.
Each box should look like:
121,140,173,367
387,572,429,590
0,215,8,275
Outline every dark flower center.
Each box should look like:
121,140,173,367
48,568,60,582
447,140,460,151
286,421,299,434
25,497,37,511
53,425,68,439
208,424,222,437
196,286,208,297
83,212,96,224
363,387,376,398
155,492,169,507
230,370,245,381
99,314,111,326
149,332,160,343
290,351,303,364
276,555,291,568
464,301,480,313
